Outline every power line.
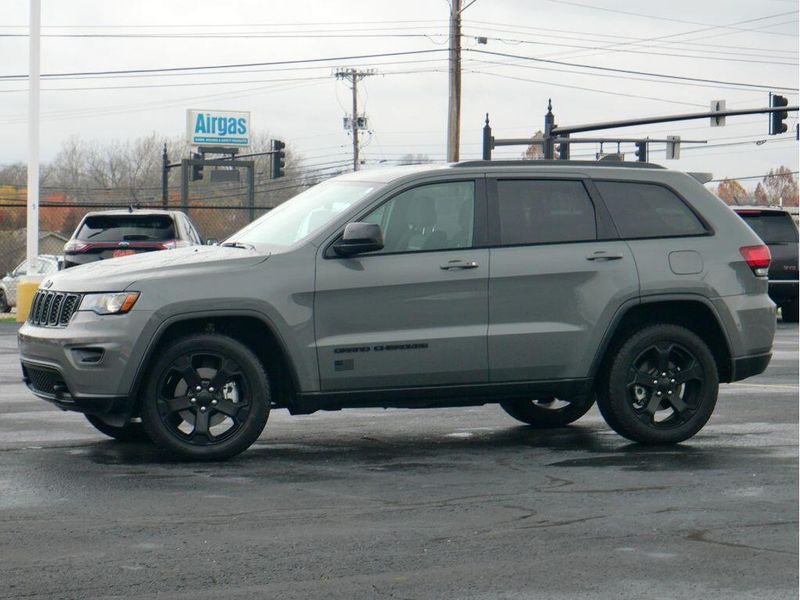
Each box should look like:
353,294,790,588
469,34,797,66
471,71,708,108
468,48,799,91
542,2,798,37
463,20,798,56
709,171,798,182
0,19,448,29
0,48,448,81
0,32,449,40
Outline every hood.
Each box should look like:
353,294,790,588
43,245,270,293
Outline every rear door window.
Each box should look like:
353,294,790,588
495,179,596,245
77,215,176,242
595,181,707,239
737,212,798,244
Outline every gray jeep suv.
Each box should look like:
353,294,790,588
18,161,776,460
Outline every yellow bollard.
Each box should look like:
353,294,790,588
16,280,41,323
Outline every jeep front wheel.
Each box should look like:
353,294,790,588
141,334,270,461
597,324,718,444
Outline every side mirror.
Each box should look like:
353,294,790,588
333,222,384,257
206,238,219,246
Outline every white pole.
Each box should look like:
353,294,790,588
27,0,40,265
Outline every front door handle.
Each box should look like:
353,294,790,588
586,252,624,261
440,259,480,270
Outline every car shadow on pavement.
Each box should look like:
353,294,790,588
81,422,790,474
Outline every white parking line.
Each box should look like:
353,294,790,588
728,382,799,391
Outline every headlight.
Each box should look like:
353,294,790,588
79,292,140,315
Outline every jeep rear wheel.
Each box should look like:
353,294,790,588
500,396,595,428
597,324,718,444
141,334,269,461
85,414,152,443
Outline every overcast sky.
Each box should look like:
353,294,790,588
1,0,797,186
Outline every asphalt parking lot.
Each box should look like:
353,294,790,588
0,321,797,600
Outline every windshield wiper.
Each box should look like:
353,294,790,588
222,241,255,250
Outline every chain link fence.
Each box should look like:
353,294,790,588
0,192,277,277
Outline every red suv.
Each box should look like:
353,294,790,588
64,209,203,268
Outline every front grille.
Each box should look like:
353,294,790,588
28,291,82,327
22,364,68,398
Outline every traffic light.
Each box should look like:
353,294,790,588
190,152,203,181
271,139,286,179
634,141,648,162
770,93,789,135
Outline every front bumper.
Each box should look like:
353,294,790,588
18,307,155,421
21,361,129,423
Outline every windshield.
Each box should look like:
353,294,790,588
739,212,798,244
228,180,377,247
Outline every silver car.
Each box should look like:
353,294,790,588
0,255,61,314
18,162,776,460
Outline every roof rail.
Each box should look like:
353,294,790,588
452,160,665,169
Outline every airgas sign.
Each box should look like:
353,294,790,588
186,109,250,147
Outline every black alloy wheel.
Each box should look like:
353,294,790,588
141,334,269,461
597,324,718,444
85,414,152,443
500,395,595,428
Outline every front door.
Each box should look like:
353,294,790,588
314,179,489,391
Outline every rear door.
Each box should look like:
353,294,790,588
314,178,489,391
486,177,639,382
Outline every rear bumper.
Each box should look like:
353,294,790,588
730,352,772,382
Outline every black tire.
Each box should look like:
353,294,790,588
597,324,718,445
781,301,798,323
140,333,270,461
500,395,595,428
85,414,152,443
0,290,9,314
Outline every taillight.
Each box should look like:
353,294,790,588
64,240,89,253
739,245,771,277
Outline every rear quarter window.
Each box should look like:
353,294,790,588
595,181,707,239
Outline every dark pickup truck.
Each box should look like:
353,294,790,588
734,207,799,322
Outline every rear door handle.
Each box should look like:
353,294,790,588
586,252,624,261
440,259,480,270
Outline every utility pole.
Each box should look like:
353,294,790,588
335,68,375,171
447,0,462,162
27,0,40,265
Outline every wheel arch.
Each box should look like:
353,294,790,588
590,295,734,386
129,311,300,415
